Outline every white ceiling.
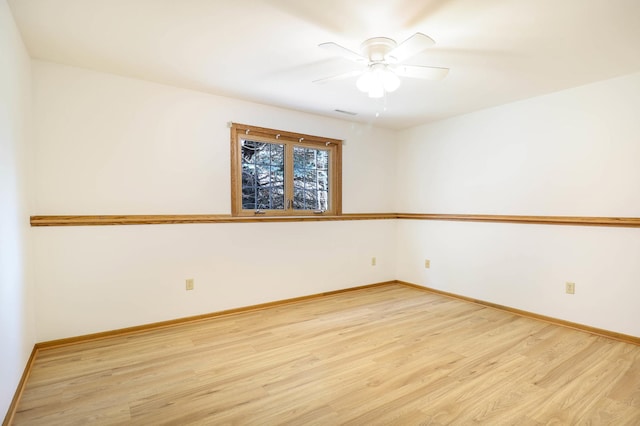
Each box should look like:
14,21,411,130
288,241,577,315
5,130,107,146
8,0,640,129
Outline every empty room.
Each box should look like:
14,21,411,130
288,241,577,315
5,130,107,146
2,0,640,424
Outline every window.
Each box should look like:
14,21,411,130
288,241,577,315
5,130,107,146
231,123,342,216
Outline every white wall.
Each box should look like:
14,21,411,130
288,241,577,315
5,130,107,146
0,0,35,418
32,61,398,341
32,61,397,215
396,72,640,336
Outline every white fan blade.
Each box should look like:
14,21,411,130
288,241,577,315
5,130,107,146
312,69,363,84
319,42,367,63
386,32,435,63
393,65,449,80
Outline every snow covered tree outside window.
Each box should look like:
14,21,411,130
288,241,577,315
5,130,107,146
292,146,329,211
240,140,286,210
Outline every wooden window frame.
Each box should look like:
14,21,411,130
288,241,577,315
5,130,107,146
231,123,342,217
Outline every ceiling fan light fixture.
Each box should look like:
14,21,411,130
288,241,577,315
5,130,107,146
356,71,374,93
356,64,401,98
368,84,385,98
381,68,401,92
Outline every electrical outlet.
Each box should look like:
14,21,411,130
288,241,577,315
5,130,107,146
371,257,376,266
424,259,430,269
565,282,575,294
186,278,194,291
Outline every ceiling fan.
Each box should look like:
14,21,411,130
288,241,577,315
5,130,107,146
315,32,448,98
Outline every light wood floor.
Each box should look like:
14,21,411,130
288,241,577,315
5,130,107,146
13,284,640,425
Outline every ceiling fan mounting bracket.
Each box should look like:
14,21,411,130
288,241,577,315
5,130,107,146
360,37,397,62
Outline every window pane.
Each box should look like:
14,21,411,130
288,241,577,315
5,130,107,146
317,150,328,169
317,170,328,190
271,143,284,164
305,149,316,168
271,185,284,209
241,140,264,162
256,164,270,185
255,144,271,165
293,186,305,209
305,188,318,208
241,139,285,210
256,187,271,209
293,146,305,165
292,146,329,211
242,186,257,210
305,168,317,183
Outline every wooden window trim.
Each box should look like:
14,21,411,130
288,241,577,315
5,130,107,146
230,123,342,217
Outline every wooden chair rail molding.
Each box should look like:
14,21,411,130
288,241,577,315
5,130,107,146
30,213,640,227
29,213,397,226
395,213,640,227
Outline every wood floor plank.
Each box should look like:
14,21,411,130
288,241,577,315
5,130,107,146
12,284,640,425
608,353,640,409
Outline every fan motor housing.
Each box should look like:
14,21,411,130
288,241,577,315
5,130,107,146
360,37,397,62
